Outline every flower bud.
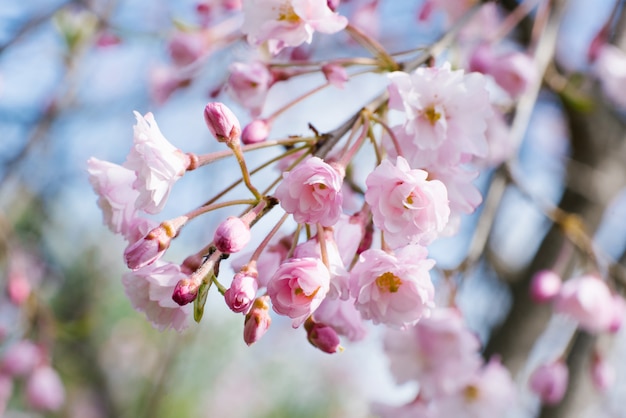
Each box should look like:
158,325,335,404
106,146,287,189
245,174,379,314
204,102,241,144
322,64,348,89
305,320,342,354
224,272,258,313
7,272,31,305
214,216,251,254
529,360,568,405
243,296,271,345
0,340,41,377
26,366,65,412
172,278,199,306
530,270,562,303
124,224,173,270
242,119,270,145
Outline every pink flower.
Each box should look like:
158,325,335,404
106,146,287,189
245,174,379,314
243,296,272,345
554,275,615,333
125,112,190,214
365,157,450,248
530,269,562,303
349,245,435,329
25,366,65,412
122,261,191,331
384,308,482,397
227,61,273,116
275,156,344,226
528,360,569,405
241,0,347,55
213,216,251,254
149,66,189,104
0,340,41,377
168,30,209,67
224,272,259,313
204,102,241,144
469,44,537,98
313,297,367,342
387,63,492,167
590,352,615,392
267,256,330,327
433,359,516,418
87,158,139,235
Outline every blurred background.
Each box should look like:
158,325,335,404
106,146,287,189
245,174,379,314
1,0,626,417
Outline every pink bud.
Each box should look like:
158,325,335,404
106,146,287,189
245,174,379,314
225,272,258,313
591,353,615,392
7,272,31,305
529,360,568,405
243,296,271,345
327,0,340,12
554,275,614,333
172,278,199,306
322,64,348,89
530,270,562,303
26,366,65,412
306,321,342,354
168,32,205,67
214,217,251,254
241,119,270,145
124,225,172,270
204,102,241,144
0,340,41,377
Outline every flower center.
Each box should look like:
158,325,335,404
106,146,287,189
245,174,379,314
278,3,301,23
375,272,402,293
463,384,480,402
424,105,442,126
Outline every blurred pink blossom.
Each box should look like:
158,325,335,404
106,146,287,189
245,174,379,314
554,274,615,333
528,360,569,405
25,366,65,412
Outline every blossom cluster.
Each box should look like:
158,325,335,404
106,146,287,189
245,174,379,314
85,0,626,415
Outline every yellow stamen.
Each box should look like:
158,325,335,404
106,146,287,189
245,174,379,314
375,272,402,293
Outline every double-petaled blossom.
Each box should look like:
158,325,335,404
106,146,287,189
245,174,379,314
349,245,435,329
267,256,330,327
384,308,482,397
528,360,569,405
554,274,615,333
275,156,344,226
387,63,492,168
227,61,273,116
125,112,191,214
224,272,259,313
365,157,450,249
25,366,65,412
122,260,191,331
241,0,348,55
87,158,139,235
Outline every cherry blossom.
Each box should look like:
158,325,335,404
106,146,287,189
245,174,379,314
224,272,259,313
125,112,191,214
25,366,65,412
365,156,450,248
122,261,191,332
528,360,569,405
275,156,344,226
349,245,435,329
228,61,274,117
241,0,348,55
87,158,139,235
387,63,492,167
267,256,330,327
